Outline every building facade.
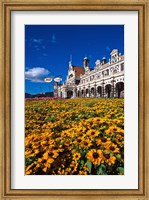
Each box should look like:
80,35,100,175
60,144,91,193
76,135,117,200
57,49,124,98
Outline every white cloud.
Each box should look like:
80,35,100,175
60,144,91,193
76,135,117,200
25,67,50,82
27,38,44,50
51,34,56,43
33,38,43,44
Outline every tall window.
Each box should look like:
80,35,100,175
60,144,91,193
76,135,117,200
107,69,109,75
121,63,124,71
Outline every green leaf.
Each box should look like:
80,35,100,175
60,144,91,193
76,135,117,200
86,160,92,174
25,157,34,166
115,154,122,160
96,164,107,175
79,160,84,169
116,167,124,174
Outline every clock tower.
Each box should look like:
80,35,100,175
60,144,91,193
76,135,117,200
83,57,90,73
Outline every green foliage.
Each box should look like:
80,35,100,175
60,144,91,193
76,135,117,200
96,164,107,175
116,167,124,174
86,160,92,174
79,160,84,170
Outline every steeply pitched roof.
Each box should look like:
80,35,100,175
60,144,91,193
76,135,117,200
72,66,85,75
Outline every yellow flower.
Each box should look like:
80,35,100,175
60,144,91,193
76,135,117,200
79,170,87,175
73,152,81,161
80,138,92,148
96,138,102,146
87,149,103,165
86,129,99,138
42,167,47,172
48,150,59,158
43,152,49,160
103,153,116,166
34,149,40,154
26,169,32,175
47,158,54,164
38,158,43,162
25,98,124,175
25,150,33,156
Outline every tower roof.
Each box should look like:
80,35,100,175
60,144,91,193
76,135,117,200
72,66,85,75
110,49,118,55
83,57,89,61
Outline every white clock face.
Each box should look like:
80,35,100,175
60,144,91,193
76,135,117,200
44,77,53,82
54,77,62,82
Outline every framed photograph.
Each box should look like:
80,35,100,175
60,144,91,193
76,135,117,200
0,0,148,199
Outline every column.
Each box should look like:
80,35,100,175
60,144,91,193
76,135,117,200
63,89,67,98
113,83,116,97
94,83,96,97
73,88,76,98
83,86,85,98
88,85,90,97
102,82,105,97
111,79,114,98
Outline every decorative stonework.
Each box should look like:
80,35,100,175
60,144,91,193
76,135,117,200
57,49,124,98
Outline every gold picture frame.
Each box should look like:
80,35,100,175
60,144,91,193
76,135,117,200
0,0,149,199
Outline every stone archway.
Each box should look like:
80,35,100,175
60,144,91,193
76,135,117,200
86,88,89,97
81,89,84,97
97,86,102,97
67,90,73,98
91,87,94,97
105,84,112,98
77,90,79,97
116,82,124,98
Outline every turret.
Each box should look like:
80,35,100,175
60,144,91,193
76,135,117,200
83,57,90,68
83,57,90,72
102,57,106,65
110,49,119,63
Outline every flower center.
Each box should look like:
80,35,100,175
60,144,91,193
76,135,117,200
110,146,115,151
84,142,88,145
104,153,110,159
48,152,54,157
93,152,99,159
91,132,95,135
101,138,107,142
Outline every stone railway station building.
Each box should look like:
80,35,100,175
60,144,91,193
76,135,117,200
55,49,124,98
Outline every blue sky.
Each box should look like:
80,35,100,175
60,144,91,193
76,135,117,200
25,25,124,94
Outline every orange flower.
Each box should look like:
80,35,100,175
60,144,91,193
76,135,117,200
86,129,99,138
87,149,103,165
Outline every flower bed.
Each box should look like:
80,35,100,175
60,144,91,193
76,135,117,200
25,98,124,175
